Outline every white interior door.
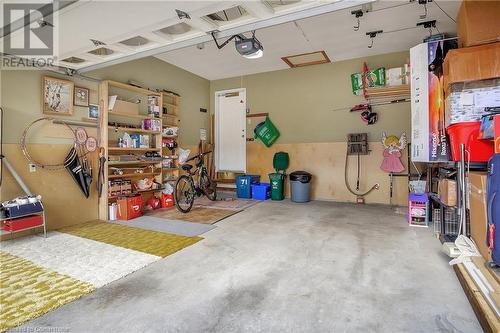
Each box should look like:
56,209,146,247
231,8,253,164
215,88,246,173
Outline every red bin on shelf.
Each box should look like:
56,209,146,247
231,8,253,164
447,121,494,162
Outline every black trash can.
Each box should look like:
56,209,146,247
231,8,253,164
289,171,312,203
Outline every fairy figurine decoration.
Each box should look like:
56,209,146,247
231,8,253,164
381,132,406,173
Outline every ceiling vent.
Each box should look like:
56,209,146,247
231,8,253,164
88,47,114,56
157,22,192,35
282,51,331,68
61,56,85,64
120,36,150,47
206,5,247,22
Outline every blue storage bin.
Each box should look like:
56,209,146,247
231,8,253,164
251,183,271,200
236,175,260,199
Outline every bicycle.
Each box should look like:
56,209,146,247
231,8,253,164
174,151,217,213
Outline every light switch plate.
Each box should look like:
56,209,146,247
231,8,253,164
29,164,36,172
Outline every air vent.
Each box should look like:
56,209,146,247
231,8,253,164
88,47,114,56
158,22,192,35
282,51,331,68
61,56,85,64
206,5,247,22
120,36,150,47
265,0,301,7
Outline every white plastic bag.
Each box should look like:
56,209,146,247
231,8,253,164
178,148,191,164
162,182,174,195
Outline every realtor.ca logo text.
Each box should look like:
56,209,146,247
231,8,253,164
2,2,57,69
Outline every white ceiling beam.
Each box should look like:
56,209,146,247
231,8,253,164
77,0,375,74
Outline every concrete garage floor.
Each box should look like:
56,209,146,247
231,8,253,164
19,201,481,333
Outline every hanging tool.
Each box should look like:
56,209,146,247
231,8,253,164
97,147,105,197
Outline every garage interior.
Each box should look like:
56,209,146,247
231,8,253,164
0,0,499,332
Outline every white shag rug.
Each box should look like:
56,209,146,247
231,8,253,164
0,232,160,288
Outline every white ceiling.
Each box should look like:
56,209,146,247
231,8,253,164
3,0,361,70
156,0,460,80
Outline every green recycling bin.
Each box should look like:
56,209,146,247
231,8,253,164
255,117,280,147
269,173,286,200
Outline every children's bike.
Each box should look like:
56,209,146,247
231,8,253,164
174,151,217,213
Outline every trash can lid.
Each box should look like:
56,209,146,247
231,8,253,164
289,171,312,183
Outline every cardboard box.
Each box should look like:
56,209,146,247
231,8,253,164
438,179,457,207
112,99,139,115
456,0,500,47
443,42,500,88
445,78,500,126
469,172,489,260
410,41,456,162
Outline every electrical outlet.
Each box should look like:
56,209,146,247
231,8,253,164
29,164,36,173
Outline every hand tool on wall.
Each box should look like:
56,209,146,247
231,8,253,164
97,147,106,197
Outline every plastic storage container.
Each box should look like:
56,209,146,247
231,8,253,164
290,171,312,203
254,117,280,147
236,175,261,199
269,173,285,200
273,152,289,172
447,121,494,162
251,183,271,200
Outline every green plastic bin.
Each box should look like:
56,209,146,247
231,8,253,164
255,117,280,147
269,173,285,201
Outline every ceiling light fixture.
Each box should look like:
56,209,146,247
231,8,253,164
211,30,264,59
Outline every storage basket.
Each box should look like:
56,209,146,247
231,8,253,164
251,183,271,200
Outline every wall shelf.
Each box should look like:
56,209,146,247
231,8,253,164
108,111,160,120
108,147,161,152
108,127,161,134
108,172,160,179
108,160,160,166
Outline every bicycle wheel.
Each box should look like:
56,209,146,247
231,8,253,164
201,172,217,201
175,175,195,213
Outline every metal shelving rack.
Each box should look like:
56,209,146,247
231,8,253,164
0,209,47,238
429,144,488,243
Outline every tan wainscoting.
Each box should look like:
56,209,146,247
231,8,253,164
246,141,409,206
1,144,99,239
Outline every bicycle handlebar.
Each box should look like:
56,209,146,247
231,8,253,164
185,151,212,163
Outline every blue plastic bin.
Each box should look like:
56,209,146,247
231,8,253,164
251,183,271,200
236,175,260,199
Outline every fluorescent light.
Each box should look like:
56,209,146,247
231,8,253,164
243,49,263,59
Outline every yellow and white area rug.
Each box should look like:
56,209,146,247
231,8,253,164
0,222,202,332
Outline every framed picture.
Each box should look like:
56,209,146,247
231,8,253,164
74,86,90,107
42,76,74,115
88,104,99,119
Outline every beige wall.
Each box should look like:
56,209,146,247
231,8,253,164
210,51,411,205
0,57,210,233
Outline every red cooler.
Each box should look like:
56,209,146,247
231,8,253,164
447,121,494,162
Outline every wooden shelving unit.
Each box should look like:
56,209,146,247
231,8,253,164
98,80,164,220
161,91,181,187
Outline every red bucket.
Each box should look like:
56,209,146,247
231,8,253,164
447,121,494,162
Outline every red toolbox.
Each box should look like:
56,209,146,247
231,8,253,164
2,215,43,232
117,194,143,220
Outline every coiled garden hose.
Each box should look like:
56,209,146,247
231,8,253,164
344,150,379,197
